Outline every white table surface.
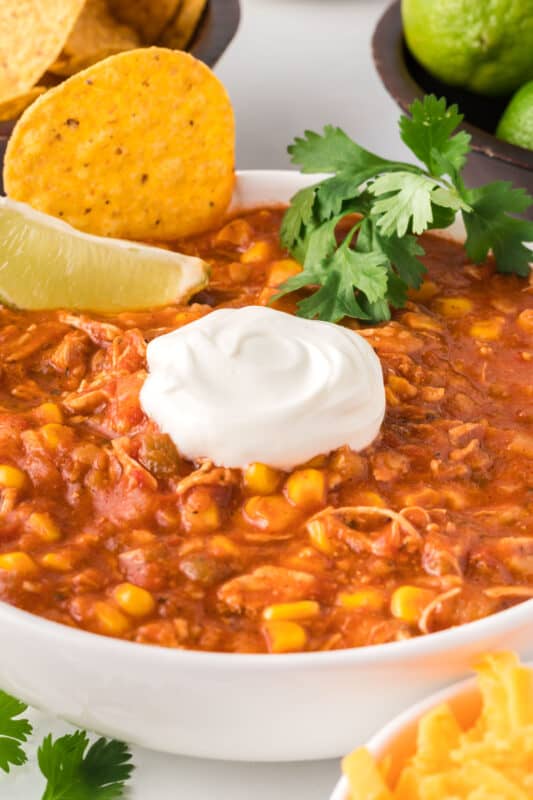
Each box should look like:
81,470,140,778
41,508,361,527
3,1,410,798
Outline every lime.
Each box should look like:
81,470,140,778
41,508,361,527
0,197,208,311
496,80,533,150
402,0,533,96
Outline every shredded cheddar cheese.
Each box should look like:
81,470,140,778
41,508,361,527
343,652,533,799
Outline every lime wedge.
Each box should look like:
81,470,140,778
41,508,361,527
0,197,209,311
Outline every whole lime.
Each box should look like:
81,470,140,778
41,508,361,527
402,0,533,96
496,80,533,150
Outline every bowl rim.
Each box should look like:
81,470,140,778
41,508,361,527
1,167,532,669
372,0,533,171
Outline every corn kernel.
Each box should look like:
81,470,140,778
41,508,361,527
434,297,473,318
401,488,442,508
40,423,72,449
244,463,281,495
0,551,37,575
113,582,155,618
263,601,320,621
94,601,130,636
194,504,220,533
240,240,274,263
402,312,443,332
41,552,73,572
420,386,445,403
408,280,439,303
34,402,63,424
285,469,327,510
307,519,334,554
390,586,435,624
27,512,61,542
228,262,251,283
385,386,401,407
354,491,386,508
338,589,386,611
0,465,27,490
263,620,307,653
469,318,504,341
213,218,253,247
209,535,240,558
518,309,533,333
243,494,298,533
267,259,302,287
388,374,418,399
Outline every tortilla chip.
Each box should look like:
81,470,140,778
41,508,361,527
108,0,182,44
0,0,85,100
0,87,46,122
4,48,235,242
48,0,141,77
160,0,208,50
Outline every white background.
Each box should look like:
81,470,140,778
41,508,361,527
3,1,410,798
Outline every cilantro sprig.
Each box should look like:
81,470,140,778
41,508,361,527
0,690,33,773
0,689,134,799
39,731,134,800
277,95,533,322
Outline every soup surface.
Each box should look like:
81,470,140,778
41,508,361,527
0,208,531,653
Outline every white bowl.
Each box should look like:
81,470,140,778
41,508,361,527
329,667,505,800
0,170,532,762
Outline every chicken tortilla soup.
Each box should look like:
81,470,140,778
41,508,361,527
0,207,531,654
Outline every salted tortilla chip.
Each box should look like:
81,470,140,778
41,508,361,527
4,48,235,242
0,0,85,100
160,0,208,50
0,87,46,122
108,0,182,44
48,0,140,77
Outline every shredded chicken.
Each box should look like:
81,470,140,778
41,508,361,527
484,586,533,599
176,461,237,495
418,587,462,634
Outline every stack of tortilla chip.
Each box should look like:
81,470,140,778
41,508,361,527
0,0,208,122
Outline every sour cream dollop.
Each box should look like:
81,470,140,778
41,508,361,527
140,306,385,470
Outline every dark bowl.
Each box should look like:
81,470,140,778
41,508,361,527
373,0,533,218
0,0,240,193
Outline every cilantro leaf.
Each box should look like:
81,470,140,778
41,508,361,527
400,95,471,177
279,184,317,251
330,238,389,304
274,216,348,307
296,270,372,322
463,182,533,276
288,125,389,174
315,173,365,218
0,690,32,773
385,270,410,309
39,731,134,800
369,172,466,236
376,233,427,289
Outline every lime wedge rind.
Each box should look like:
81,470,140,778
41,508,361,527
0,196,209,312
